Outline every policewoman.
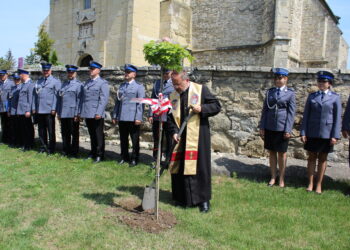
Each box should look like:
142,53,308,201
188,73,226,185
259,68,296,188
57,65,83,157
300,71,341,194
7,73,22,147
79,61,110,163
112,64,145,166
32,63,61,154
148,69,174,166
15,69,35,151
0,69,15,144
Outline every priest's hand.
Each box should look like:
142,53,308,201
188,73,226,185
173,134,180,143
191,105,201,114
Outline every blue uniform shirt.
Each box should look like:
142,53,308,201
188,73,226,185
32,75,61,114
0,79,15,112
79,76,110,119
8,83,23,115
16,79,35,115
57,78,83,118
112,80,145,122
260,86,296,133
300,90,342,139
148,79,174,121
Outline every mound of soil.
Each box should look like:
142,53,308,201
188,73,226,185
108,197,177,234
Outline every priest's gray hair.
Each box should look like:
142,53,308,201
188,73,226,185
180,70,190,81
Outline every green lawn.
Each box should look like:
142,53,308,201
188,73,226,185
0,144,349,249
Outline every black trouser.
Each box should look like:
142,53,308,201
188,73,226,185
61,118,80,156
0,112,11,143
119,121,140,162
86,118,105,158
18,115,34,149
37,114,56,153
9,115,22,147
152,120,172,161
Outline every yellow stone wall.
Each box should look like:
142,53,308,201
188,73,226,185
49,0,162,67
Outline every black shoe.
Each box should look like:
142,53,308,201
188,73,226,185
119,159,128,164
198,201,210,213
130,160,138,167
94,156,103,163
86,154,95,160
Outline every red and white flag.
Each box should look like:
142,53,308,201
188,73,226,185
130,93,172,116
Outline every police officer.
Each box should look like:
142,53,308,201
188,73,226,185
342,93,350,167
32,63,61,154
259,68,296,188
7,73,22,147
15,69,35,151
112,64,145,166
300,71,342,194
57,65,83,157
79,61,110,163
0,70,15,144
148,69,174,166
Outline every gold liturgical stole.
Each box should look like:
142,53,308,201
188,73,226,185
169,82,202,175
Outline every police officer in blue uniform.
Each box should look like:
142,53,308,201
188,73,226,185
259,68,296,188
342,93,350,167
0,70,15,144
112,64,145,166
79,61,110,163
7,73,22,147
300,71,342,194
32,63,61,154
57,65,83,157
13,69,35,151
148,69,174,166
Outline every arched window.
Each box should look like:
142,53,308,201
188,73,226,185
84,0,91,9
79,54,93,67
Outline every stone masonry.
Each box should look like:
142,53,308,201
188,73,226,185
46,0,348,69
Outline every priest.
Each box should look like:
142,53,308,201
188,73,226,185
167,70,221,213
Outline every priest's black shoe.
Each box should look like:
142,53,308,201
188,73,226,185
94,157,103,163
198,201,210,213
130,160,138,167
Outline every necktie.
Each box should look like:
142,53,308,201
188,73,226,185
321,92,325,100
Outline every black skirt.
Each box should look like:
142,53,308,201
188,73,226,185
264,130,289,153
304,137,334,153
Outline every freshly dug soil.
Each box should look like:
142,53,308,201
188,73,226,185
108,197,177,234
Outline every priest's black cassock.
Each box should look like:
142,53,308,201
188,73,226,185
167,85,221,206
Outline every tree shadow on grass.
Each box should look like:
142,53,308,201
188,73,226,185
116,185,173,206
82,192,121,207
215,157,350,195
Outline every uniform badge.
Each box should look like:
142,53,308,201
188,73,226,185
190,94,199,105
171,99,178,110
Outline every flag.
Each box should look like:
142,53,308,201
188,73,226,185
130,93,172,116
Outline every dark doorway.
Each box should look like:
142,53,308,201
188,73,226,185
79,55,93,67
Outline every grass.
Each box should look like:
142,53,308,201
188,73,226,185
0,144,349,249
